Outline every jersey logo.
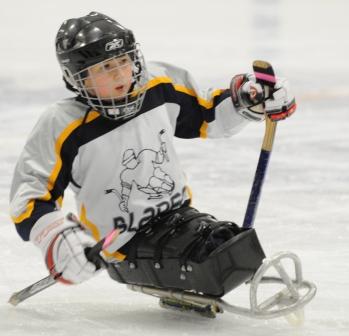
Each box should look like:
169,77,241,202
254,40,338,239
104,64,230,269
105,129,175,213
105,38,124,51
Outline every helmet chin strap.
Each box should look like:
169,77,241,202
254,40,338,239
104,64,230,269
63,76,80,95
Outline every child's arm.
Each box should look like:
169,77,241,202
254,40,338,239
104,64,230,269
149,62,294,139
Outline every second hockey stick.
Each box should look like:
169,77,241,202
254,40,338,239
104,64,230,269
8,228,119,306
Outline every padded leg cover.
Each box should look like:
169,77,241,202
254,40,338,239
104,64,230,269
107,207,265,297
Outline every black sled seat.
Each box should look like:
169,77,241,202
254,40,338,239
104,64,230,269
107,208,266,298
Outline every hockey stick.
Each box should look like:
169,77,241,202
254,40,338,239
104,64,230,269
8,228,119,306
243,60,277,229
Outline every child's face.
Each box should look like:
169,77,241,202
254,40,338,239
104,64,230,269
84,55,133,100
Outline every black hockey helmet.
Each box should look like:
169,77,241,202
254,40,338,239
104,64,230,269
55,12,148,120
56,12,136,74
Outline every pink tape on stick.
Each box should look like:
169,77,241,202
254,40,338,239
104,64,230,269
255,72,276,83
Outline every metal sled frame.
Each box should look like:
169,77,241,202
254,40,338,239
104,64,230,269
127,251,317,320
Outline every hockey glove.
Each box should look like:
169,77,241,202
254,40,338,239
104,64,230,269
264,77,297,121
30,211,98,285
230,74,296,122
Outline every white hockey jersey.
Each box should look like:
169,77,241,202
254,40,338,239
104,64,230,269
9,61,249,259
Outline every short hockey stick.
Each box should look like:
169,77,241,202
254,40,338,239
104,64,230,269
243,60,277,229
8,228,119,306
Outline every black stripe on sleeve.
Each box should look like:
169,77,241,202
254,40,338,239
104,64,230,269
174,89,231,139
15,200,56,241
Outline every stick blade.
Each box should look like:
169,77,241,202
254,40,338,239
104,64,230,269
8,293,21,306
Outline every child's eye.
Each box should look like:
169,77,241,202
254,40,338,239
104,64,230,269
119,58,129,65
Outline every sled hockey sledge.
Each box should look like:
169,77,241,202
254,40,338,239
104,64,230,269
125,251,316,321
107,229,316,322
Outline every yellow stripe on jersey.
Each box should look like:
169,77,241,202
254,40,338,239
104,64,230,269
80,205,126,262
185,185,193,205
56,196,63,208
11,111,100,225
12,194,52,224
173,84,224,110
47,111,100,192
199,121,209,139
172,86,223,138
144,76,224,139
130,77,172,97
143,76,224,110
80,205,101,241
11,200,35,224
146,76,173,90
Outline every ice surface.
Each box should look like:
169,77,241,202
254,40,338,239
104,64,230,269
0,0,348,335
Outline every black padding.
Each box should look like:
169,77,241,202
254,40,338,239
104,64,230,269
107,207,265,297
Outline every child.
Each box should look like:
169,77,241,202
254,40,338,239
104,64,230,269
9,12,295,287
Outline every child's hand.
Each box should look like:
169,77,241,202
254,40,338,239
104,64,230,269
30,212,98,285
264,78,296,121
230,74,296,122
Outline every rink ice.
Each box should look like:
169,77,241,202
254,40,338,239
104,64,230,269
0,1,348,335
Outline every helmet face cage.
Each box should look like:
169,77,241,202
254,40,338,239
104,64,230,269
64,45,148,120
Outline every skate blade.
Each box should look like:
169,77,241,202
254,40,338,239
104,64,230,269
159,297,221,319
